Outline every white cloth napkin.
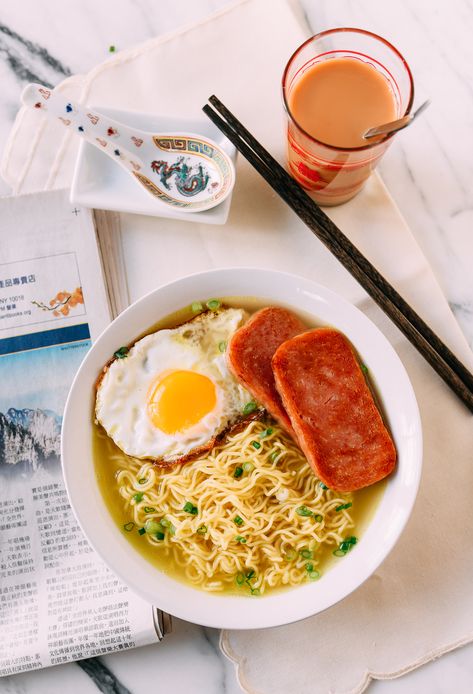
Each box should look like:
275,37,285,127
2,1,473,692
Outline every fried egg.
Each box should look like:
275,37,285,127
95,308,253,462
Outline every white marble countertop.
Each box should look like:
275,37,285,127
0,1,472,693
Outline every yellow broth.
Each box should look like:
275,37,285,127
93,297,389,594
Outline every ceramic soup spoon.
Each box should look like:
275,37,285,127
22,83,235,212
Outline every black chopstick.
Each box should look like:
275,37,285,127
203,96,473,413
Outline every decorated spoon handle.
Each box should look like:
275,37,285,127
21,83,145,174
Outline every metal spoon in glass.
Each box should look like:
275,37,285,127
21,83,235,212
363,100,430,140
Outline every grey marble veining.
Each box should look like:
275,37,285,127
0,1,472,693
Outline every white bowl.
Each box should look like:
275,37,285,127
62,268,422,629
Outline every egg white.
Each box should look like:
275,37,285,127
95,308,252,461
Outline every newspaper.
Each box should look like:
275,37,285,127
0,190,170,676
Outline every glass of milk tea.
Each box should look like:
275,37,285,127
282,28,414,206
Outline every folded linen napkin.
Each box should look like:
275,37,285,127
2,1,473,692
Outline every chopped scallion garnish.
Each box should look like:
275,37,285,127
246,570,255,579
183,502,198,515
235,535,247,543
284,549,296,561
242,461,254,472
234,515,244,527
123,521,135,532
236,572,245,584
233,466,244,479
206,298,221,311
144,506,156,513
196,525,207,535
360,363,369,374
335,502,353,512
133,492,143,502
251,441,261,450
308,570,320,581
333,536,358,557
138,477,147,484
250,588,260,596
218,341,227,353
191,301,203,313
144,519,162,534
138,527,146,536
305,562,314,572
259,427,273,439
269,450,281,463
300,548,313,559
319,482,328,490
114,346,129,359
242,401,257,415
314,514,323,523
155,531,165,541
296,505,313,517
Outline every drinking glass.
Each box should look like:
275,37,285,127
282,28,414,206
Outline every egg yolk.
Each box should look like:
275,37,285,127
147,370,217,434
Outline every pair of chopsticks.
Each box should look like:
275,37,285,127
203,95,473,413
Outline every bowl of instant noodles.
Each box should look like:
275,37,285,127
62,268,422,629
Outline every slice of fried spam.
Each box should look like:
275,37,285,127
227,307,306,437
272,327,396,491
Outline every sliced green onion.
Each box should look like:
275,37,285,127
196,525,207,535
138,527,146,536
235,535,247,543
236,572,245,585
144,506,156,513
114,346,129,359
138,478,147,484
296,505,313,517
242,461,254,472
242,401,257,415
333,536,358,557
246,570,255,579
300,548,313,559
269,450,281,463
251,441,261,450
155,531,165,541
218,341,227,353
309,570,320,581
123,521,135,532
206,298,221,311
191,301,203,313
160,518,170,528
233,466,244,479
250,588,260,596
305,562,314,572
313,514,323,523
183,501,198,515
133,492,144,502
319,482,328,490
360,363,369,374
234,515,244,527
144,519,162,534
335,502,353,512
109,45,116,53
333,549,346,557
258,427,273,439
284,549,297,561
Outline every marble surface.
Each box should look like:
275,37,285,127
0,1,472,693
